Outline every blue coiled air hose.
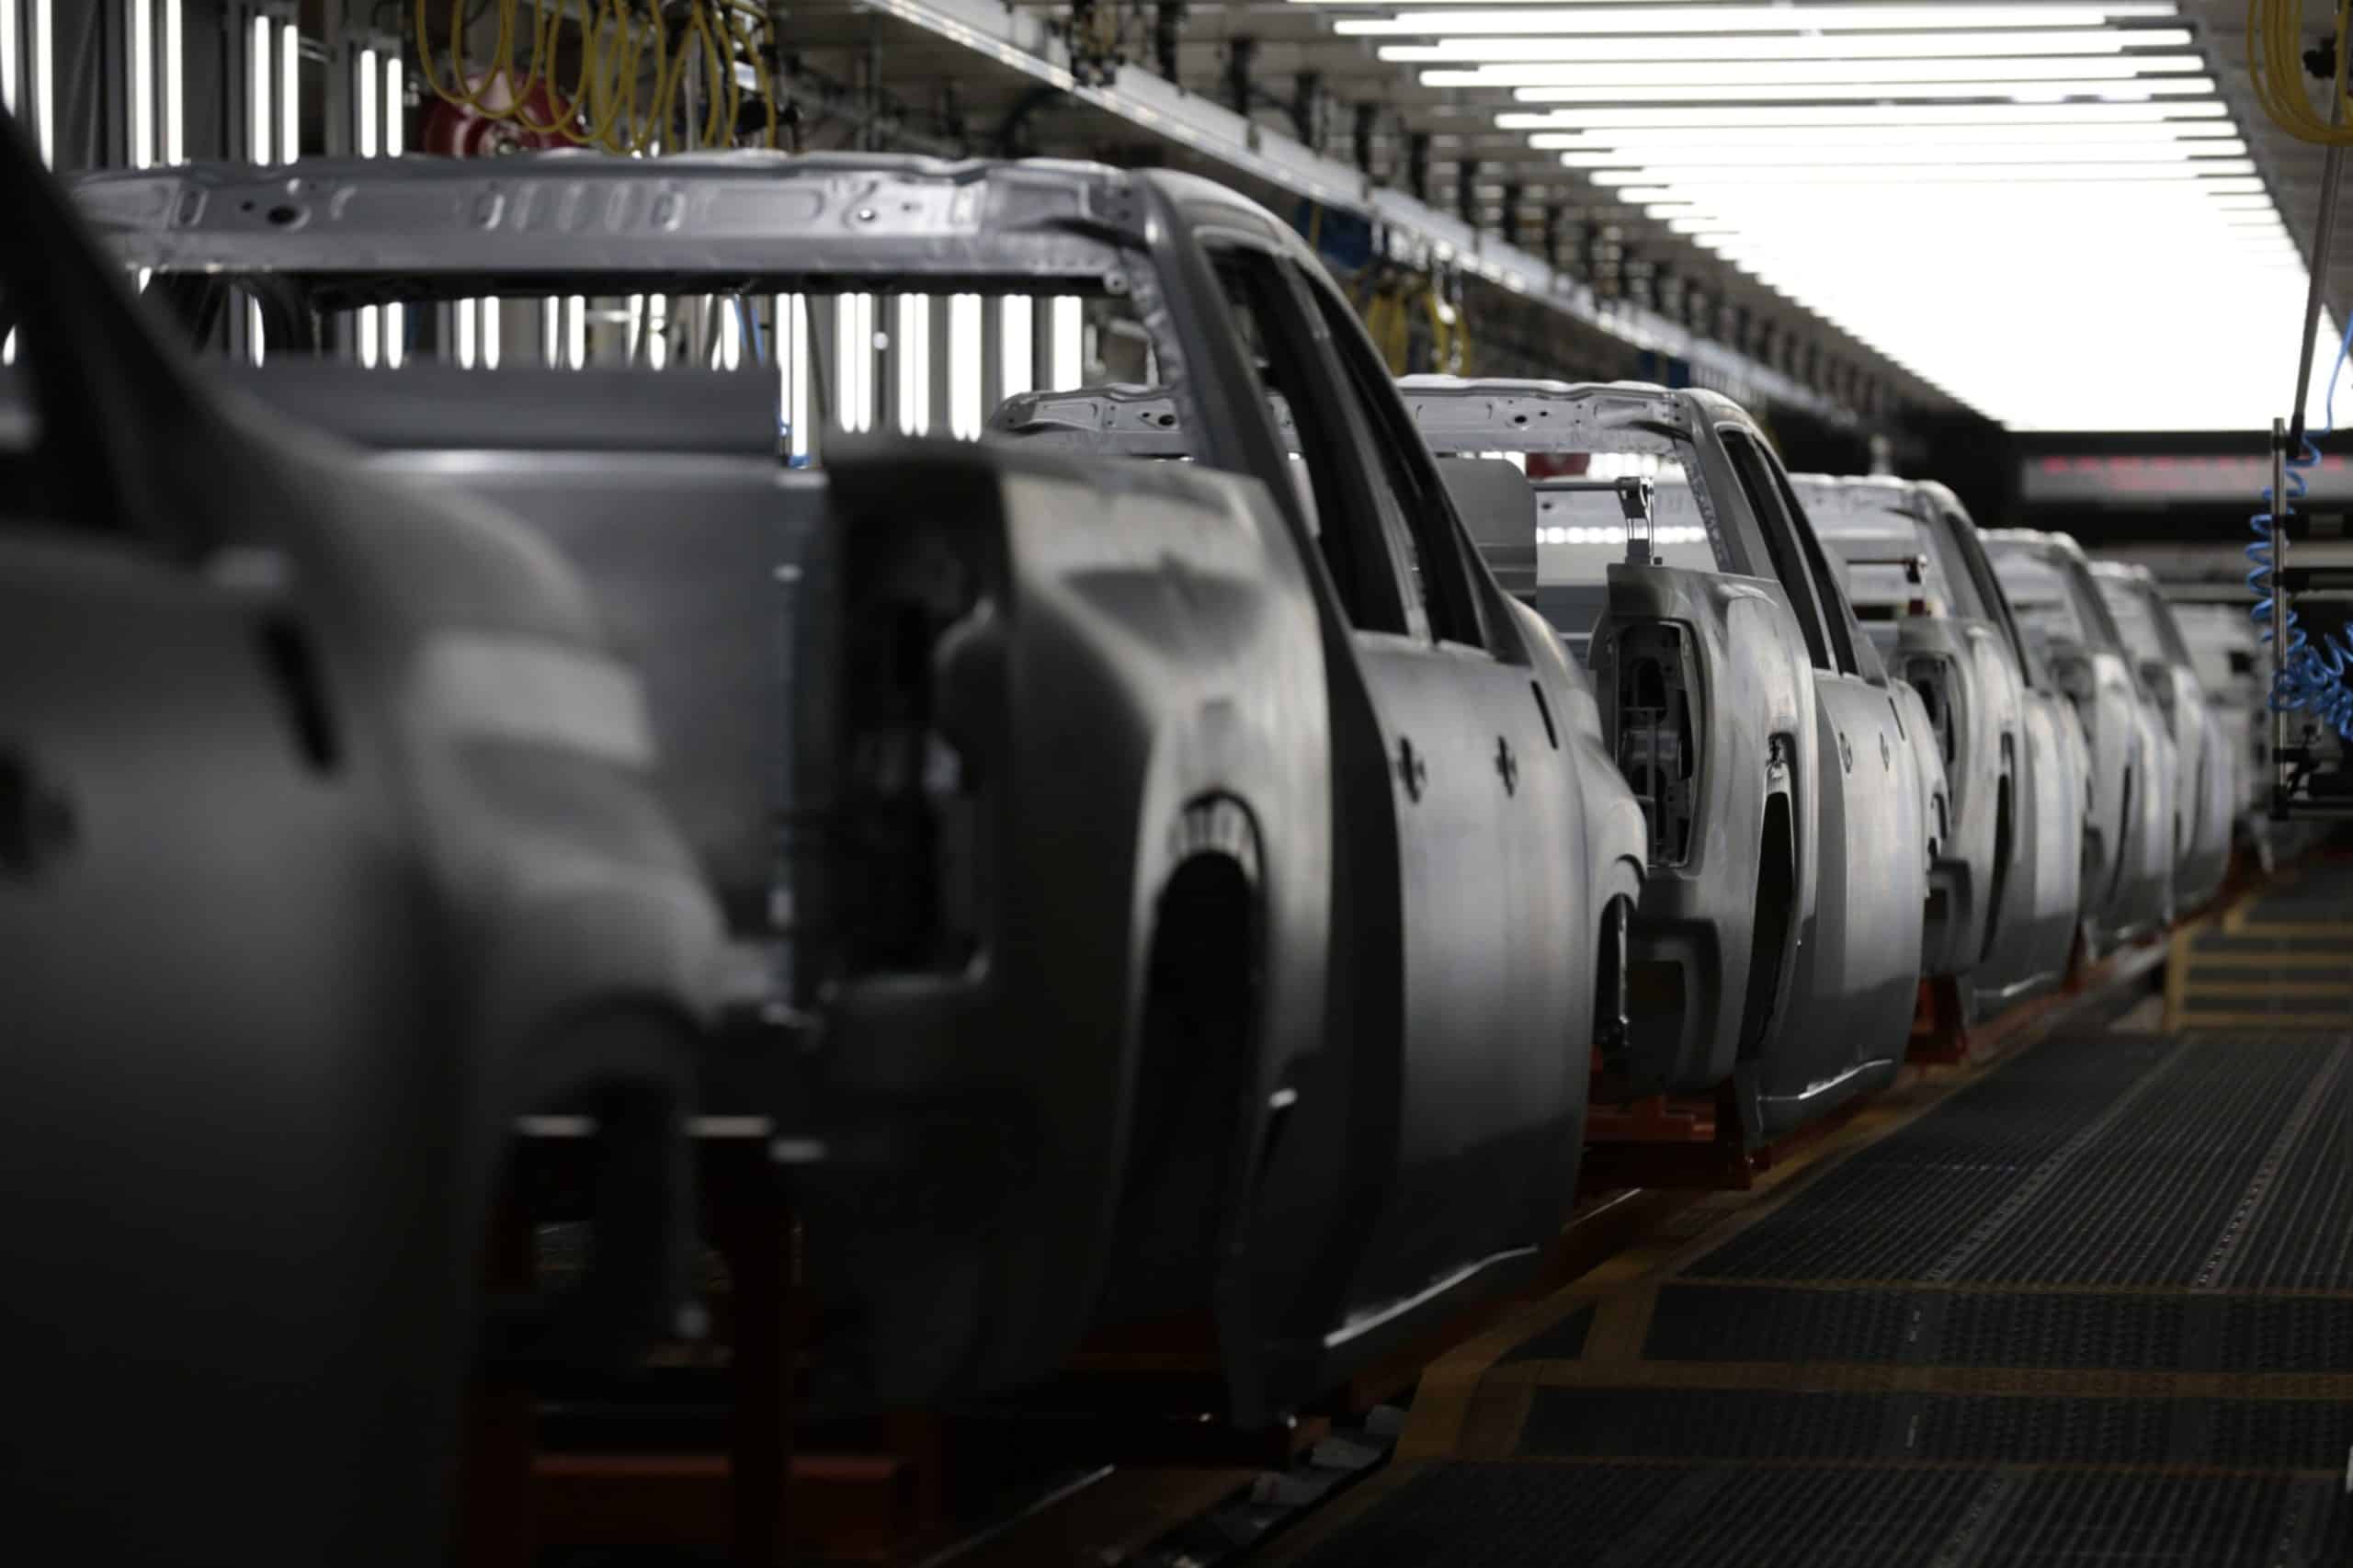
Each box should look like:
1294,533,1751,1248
2251,311,2353,739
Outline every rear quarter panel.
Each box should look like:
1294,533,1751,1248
804,446,1335,1405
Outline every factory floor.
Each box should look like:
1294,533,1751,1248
1254,868,2353,1567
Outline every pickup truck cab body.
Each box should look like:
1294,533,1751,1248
72,150,1636,1423
5,122,710,1563
1397,379,1938,1144
2090,562,2234,911
1984,530,2177,949
1790,476,2084,1001
2174,601,2275,867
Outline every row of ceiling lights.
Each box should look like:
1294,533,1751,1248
1287,0,2340,432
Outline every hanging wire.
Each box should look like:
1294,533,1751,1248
412,0,782,153
2249,0,2353,146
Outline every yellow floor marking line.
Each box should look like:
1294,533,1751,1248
1397,1044,2054,1460
2178,950,2353,970
1375,1454,2349,1483
1471,1358,2353,1403
2163,926,2192,1030
1655,1274,2353,1301
2158,1010,2352,1029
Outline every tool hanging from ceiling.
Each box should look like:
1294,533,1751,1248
2245,2,2353,753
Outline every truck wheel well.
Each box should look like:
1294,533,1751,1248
1092,843,1260,1330
1593,893,1631,1068
1980,774,2015,967
1736,791,1796,1063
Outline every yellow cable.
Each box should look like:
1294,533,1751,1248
413,0,785,153
507,0,597,138
2248,0,2353,145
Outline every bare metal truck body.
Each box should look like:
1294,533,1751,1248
2173,601,2277,866
74,151,1639,1424
1791,477,2086,1009
2090,562,2234,913
6,123,708,1564
1397,381,1940,1145
1985,530,2177,951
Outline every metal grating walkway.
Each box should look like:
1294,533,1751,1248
1259,874,2353,1566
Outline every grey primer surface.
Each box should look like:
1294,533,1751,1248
1401,378,1942,1145
71,150,1647,1425
2090,560,2236,912
1984,529,2179,951
4,126,710,1563
1792,475,2086,1012
1003,372,1940,1145
2173,600,2279,853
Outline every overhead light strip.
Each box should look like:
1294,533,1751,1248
1426,56,2208,88
1381,30,2195,64
32,0,51,164
1323,4,2180,29
1535,123,2237,146
1559,141,2246,165
1499,102,2228,128
129,0,153,168
1505,78,2217,103
1588,158,2256,181
1,0,17,121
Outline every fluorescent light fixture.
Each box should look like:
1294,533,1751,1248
354,44,382,366
1051,295,1084,390
1540,524,1708,547
1563,142,2245,167
165,0,182,163
1590,160,2254,184
248,299,265,366
838,293,874,433
542,298,562,369
569,296,587,370
457,298,478,369
1382,30,2193,64
357,46,378,158
1326,6,2179,33
647,295,668,369
897,295,931,435
949,293,983,440
1430,56,2205,89
130,0,153,168
279,14,299,164
1509,78,2214,104
249,16,271,164
33,0,51,163
1501,103,2227,130
779,293,811,460
2,0,17,119
1538,124,2237,150
483,298,501,370
384,53,404,155
385,303,404,368
1000,295,1035,402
